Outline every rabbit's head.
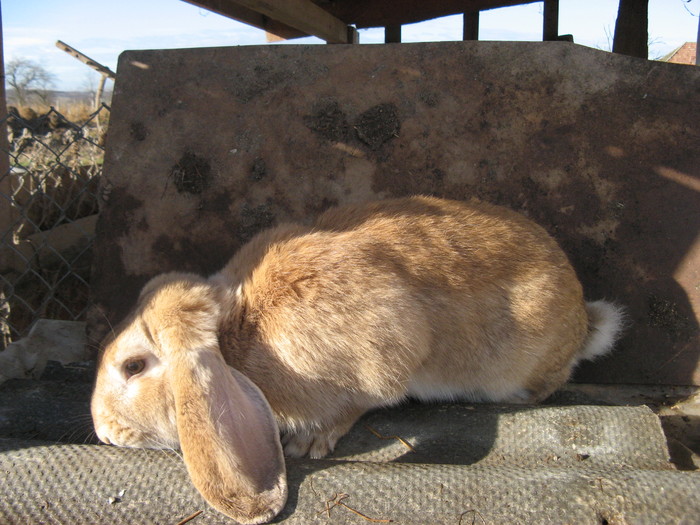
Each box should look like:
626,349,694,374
91,273,287,524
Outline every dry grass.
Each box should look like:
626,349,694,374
11,100,107,125
9,104,107,234
2,101,109,345
54,102,99,124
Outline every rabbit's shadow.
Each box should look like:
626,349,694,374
275,400,501,520
331,401,498,465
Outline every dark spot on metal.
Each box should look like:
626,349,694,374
432,168,446,181
94,188,142,239
170,151,211,194
648,295,692,342
152,235,175,256
250,158,267,181
238,203,275,242
419,91,439,107
303,99,351,142
229,65,287,103
150,234,232,275
354,103,400,150
207,191,233,213
305,197,339,216
129,122,148,141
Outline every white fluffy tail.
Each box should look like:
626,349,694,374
576,300,626,364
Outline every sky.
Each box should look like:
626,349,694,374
2,0,699,92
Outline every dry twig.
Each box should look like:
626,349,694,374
365,425,415,452
458,509,487,525
318,493,393,523
174,509,203,525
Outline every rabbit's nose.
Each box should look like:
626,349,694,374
94,425,112,445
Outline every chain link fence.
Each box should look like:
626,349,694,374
0,105,109,349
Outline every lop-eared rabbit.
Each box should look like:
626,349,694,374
92,196,624,524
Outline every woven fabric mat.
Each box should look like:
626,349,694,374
2,404,699,524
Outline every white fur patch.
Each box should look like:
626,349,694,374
406,380,525,404
577,300,626,363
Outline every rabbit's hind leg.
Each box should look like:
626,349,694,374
498,366,573,405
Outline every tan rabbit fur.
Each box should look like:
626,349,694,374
92,195,624,523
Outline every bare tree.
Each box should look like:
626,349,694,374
6,58,56,106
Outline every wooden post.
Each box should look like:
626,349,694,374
696,10,699,65
543,0,560,41
0,5,19,274
385,24,401,43
347,26,360,44
95,74,107,110
463,11,480,41
612,0,649,58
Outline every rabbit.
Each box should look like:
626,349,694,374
91,195,625,524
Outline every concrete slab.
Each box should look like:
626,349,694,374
89,42,700,385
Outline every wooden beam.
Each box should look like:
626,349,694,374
234,0,352,43
385,25,402,43
696,6,699,65
188,0,354,43
0,6,19,276
183,0,308,40
612,0,648,58
56,41,116,79
463,11,480,41
543,0,559,41
324,0,539,28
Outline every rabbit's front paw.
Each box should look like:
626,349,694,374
281,412,364,458
282,430,336,459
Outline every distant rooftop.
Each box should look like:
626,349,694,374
661,42,697,65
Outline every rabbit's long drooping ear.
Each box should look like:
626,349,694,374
144,276,287,525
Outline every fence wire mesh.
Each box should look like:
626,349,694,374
0,105,109,349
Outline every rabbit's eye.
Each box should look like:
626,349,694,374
124,359,146,377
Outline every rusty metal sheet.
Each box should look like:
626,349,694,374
89,42,700,385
